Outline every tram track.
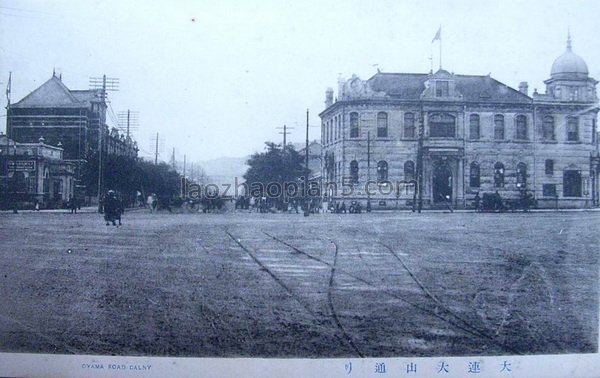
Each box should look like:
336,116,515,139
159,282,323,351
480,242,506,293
327,240,365,357
263,231,520,355
224,229,362,356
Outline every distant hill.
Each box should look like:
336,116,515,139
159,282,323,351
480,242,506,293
197,156,249,191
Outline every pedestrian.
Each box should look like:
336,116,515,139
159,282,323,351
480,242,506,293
104,191,116,226
473,192,481,212
494,190,503,211
147,194,156,213
69,195,78,214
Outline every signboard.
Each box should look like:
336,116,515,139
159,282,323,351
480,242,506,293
8,160,36,171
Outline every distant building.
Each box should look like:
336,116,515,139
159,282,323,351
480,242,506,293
0,134,75,209
319,35,599,209
293,140,322,181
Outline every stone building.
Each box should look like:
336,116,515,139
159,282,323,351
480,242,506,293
319,36,599,209
0,134,75,209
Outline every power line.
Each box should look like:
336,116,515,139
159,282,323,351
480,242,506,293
117,110,140,138
89,74,119,212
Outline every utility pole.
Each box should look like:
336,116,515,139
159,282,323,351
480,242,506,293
416,107,425,213
367,130,371,210
276,124,293,151
5,71,15,212
117,110,139,139
89,74,119,212
149,132,164,165
171,147,176,169
304,109,310,216
154,132,159,165
183,154,186,178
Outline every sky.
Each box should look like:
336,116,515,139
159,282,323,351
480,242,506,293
1,0,599,163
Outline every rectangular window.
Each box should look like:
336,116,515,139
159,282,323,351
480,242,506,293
350,113,359,138
436,81,449,97
516,115,527,140
543,116,555,140
494,115,505,140
469,164,480,187
429,113,455,138
545,159,554,175
377,112,388,138
567,117,578,141
404,113,415,138
543,184,557,197
469,114,480,140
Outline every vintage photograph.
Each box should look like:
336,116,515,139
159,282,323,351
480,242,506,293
0,0,599,376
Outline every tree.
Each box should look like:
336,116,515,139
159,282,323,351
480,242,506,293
81,154,181,206
243,142,307,208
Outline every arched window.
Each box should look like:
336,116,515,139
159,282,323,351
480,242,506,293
543,116,555,140
404,161,415,182
469,114,480,140
350,113,359,138
567,117,578,141
350,160,359,185
404,112,415,138
494,162,505,188
377,112,388,138
563,170,582,197
516,162,527,189
494,114,505,140
377,160,388,183
429,113,455,138
469,162,480,187
516,115,527,140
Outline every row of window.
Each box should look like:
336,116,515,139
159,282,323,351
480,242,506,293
344,160,415,185
542,173,582,197
324,112,584,142
469,162,527,188
332,159,583,197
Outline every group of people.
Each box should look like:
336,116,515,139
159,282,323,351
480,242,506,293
103,190,124,226
330,200,368,214
473,190,535,212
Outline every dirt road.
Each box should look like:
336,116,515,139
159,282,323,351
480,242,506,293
0,210,597,357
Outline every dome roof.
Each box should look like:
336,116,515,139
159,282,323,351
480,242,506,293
550,35,589,78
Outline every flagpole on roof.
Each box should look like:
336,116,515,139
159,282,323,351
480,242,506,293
439,25,442,69
431,26,442,70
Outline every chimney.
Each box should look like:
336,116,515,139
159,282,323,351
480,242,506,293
325,87,334,108
518,81,529,96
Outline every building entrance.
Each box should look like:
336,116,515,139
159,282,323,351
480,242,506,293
432,163,452,203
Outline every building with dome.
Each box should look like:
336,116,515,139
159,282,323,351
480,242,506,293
319,34,599,209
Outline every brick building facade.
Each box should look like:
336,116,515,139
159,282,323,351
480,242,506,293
6,73,138,165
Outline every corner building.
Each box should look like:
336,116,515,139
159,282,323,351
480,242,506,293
319,37,599,209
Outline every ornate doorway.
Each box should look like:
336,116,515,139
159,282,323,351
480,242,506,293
432,162,452,203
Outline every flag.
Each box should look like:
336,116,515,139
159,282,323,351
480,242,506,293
432,26,441,43
5,72,11,103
